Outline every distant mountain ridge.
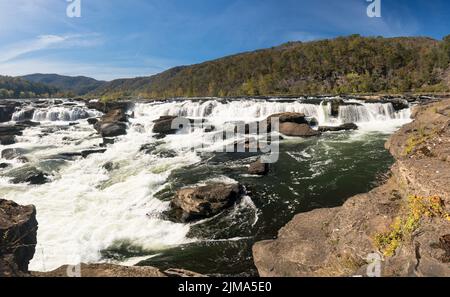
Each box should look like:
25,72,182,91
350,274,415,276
21,74,105,96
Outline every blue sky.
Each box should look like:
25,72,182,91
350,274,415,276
0,0,449,80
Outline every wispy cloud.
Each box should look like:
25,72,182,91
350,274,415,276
0,57,171,81
0,34,103,63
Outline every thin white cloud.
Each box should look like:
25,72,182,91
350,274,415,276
0,33,103,63
0,57,166,81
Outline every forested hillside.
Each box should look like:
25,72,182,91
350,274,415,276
0,76,58,99
90,35,450,100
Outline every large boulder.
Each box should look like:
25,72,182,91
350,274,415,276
86,100,134,113
261,112,308,132
266,112,308,125
0,199,38,277
95,122,127,138
94,108,128,138
318,123,358,132
279,122,320,137
167,183,243,222
152,116,179,135
263,112,319,137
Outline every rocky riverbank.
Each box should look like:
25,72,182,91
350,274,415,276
0,198,204,277
253,99,450,277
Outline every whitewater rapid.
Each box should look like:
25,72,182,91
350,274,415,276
0,98,412,271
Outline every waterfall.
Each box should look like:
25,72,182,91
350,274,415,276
12,107,101,122
338,103,411,123
134,99,410,127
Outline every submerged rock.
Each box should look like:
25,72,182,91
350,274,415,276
0,199,38,277
248,159,269,176
318,123,358,132
102,161,119,172
0,163,10,169
87,118,99,125
7,166,50,185
1,148,26,160
167,183,243,222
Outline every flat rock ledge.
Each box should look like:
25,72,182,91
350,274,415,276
31,264,205,278
253,99,450,277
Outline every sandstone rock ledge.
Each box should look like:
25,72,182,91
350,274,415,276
253,99,450,277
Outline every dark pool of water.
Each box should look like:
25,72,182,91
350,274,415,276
103,131,394,276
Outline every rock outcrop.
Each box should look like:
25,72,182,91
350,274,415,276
0,199,38,277
253,99,450,277
152,116,179,135
319,123,358,132
167,183,243,222
0,102,19,123
94,108,128,137
86,100,133,114
263,112,320,137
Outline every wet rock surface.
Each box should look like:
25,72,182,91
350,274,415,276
166,183,243,222
248,159,269,176
319,123,359,132
6,166,50,185
94,108,128,137
0,199,38,277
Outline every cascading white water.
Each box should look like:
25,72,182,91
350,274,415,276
0,98,413,272
338,103,410,123
134,99,411,128
12,107,101,122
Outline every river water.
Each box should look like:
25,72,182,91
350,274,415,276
0,97,411,275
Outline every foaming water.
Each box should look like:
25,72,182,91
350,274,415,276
0,97,412,272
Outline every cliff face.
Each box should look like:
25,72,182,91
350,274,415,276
0,200,38,277
253,99,450,277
